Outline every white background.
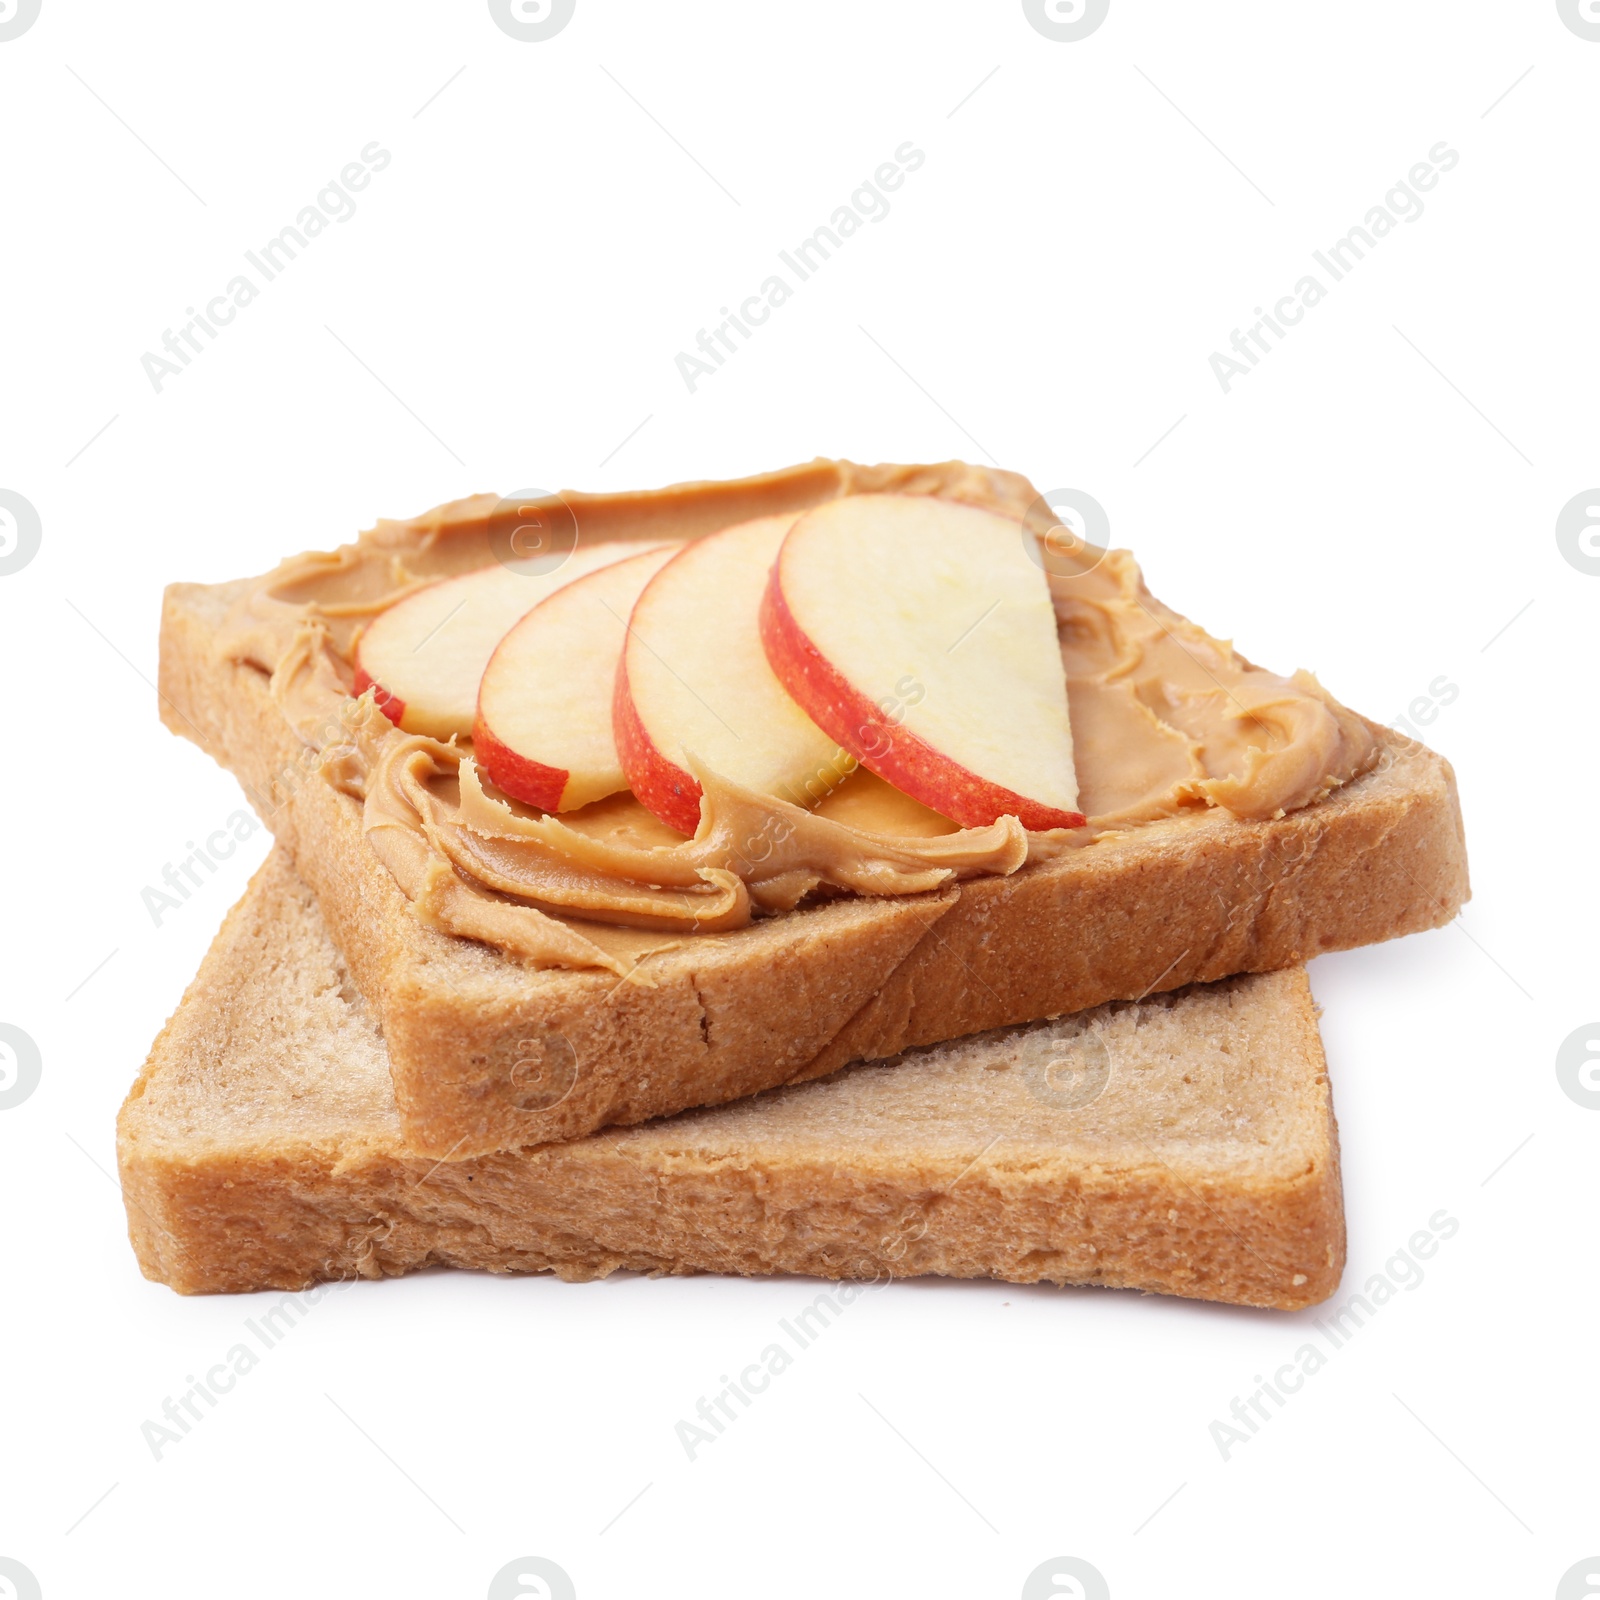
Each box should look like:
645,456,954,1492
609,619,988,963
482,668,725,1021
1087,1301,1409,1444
1,2,1595,1597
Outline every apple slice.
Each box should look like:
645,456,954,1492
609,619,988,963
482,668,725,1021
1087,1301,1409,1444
761,494,1084,830
354,543,656,739
474,544,678,811
615,514,853,834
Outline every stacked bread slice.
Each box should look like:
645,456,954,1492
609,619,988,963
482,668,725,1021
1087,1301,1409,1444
119,460,1468,1309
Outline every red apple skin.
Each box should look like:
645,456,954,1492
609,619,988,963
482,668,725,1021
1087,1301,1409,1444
612,653,701,835
471,712,569,812
759,568,1086,831
351,664,406,728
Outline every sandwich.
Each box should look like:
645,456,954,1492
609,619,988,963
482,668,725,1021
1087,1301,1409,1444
157,459,1465,1156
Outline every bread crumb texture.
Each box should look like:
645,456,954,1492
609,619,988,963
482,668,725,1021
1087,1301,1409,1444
119,853,1344,1309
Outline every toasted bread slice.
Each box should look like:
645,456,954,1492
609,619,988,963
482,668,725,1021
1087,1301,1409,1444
159,562,1465,1158
117,852,1346,1309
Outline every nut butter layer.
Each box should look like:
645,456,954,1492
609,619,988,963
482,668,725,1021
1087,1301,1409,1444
222,457,1374,973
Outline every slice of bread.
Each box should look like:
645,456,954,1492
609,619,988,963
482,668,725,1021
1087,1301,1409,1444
117,851,1346,1309
159,569,1466,1159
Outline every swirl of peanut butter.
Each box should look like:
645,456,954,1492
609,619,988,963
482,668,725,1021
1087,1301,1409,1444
221,458,1377,971
356,728,1029,972
1047,547,1376,825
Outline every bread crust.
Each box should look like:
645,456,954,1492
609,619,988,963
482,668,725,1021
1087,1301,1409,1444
158,576,1468,1157
118,853,1346,1310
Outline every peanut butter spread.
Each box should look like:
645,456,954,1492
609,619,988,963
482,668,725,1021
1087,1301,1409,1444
218,459,1376,973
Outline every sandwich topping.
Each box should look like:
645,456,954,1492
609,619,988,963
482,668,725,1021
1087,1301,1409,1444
1049,545,1375,824
220,459,1376,973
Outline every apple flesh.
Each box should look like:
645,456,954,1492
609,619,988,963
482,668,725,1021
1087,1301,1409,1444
760,494,1084,830
473,544,678,811
354,543,657,740
615,513,853,834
